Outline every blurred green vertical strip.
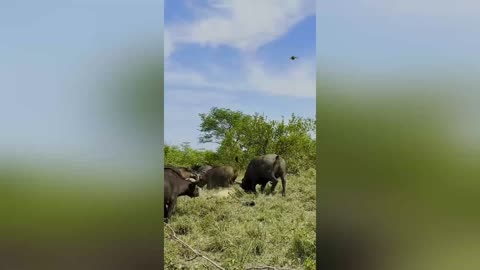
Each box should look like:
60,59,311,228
160,0,165,266
315,51,480,270
315,7,321,269
0,1,165,268
313,2,480,270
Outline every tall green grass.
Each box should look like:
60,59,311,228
164,168,316,269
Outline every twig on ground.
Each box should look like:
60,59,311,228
165,223,225,270
245,267,294,270
185,254,198,262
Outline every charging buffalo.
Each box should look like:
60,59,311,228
240,154,287,196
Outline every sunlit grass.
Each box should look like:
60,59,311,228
164,169,316,269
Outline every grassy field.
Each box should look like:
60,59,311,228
164,168,316,270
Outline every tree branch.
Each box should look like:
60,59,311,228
245,266,294,270
165,223,225,270
166,223,295,270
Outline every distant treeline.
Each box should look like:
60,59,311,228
165,107,316,174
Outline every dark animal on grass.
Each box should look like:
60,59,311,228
172,166,198,179
197,157,239,189
164,167,200,222
191,164,213,181
240,154,287,196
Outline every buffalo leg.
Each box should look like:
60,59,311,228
251,183,258,195
167,198,177,219
268,173,279,194
280,175,286,196
270,180,278,194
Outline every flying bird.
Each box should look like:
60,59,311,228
290,56,298,60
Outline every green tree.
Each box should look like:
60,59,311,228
198,108,316,174
271,114,316,173
237,113,274,157
199,107,247,144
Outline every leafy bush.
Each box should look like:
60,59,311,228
165,143,217,168
166,107,316,174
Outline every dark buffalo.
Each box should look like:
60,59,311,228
166,165,196,179
191,164,213,183
240,154,287,196
197,157,239,189
164,167,200,222
192,165,213,176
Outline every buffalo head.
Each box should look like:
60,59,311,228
185,176,201,197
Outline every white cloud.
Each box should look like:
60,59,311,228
164,0,316,98
166,89,237,107
165,0,315,57
245,59,316,98
165,58,316,98
165,69,239,91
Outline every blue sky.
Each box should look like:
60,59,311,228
164,0,316,149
